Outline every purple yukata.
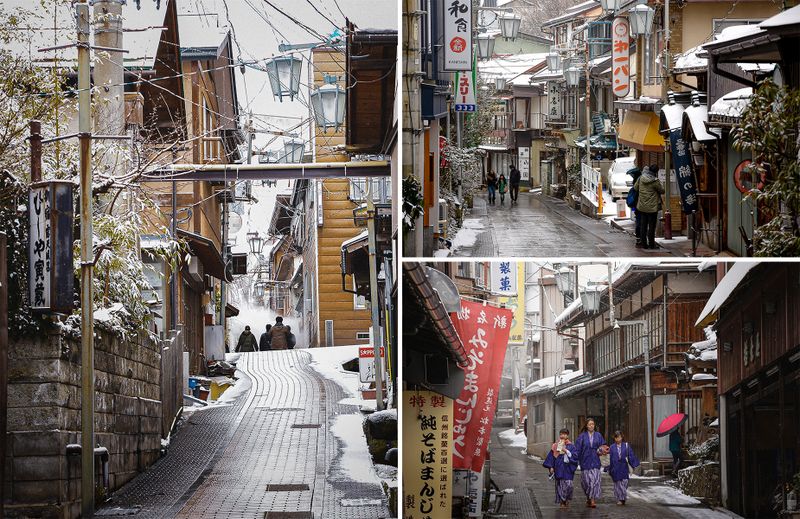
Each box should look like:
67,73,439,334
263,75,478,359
543,442,578,504
604,441,641,502
575,430,606,500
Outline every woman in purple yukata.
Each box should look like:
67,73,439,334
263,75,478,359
542,428,579,509
604,430,641,505
574,417,606,508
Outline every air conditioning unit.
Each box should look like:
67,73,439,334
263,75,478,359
187,255,203,283
437,198,448,238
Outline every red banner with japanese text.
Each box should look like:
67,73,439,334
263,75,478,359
451,299,513,473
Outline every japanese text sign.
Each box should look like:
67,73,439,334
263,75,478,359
359,346,385,383
451,299,513,473
547,81,563,119
28,181,74,314
442,0,473,71
403,390,453,519
490,261,517,295
612,17,630,98
669,129,699,213
454,68,477,112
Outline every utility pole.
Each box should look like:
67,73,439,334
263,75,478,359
456,111,462,201
77,2,95,516
661,0,673,239
366,179,384,411
585,39,600,215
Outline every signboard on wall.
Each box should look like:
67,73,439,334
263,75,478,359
403,390,453,519
612,17,631,98
547,81,563,119
669,129,700,213
490,261,517,295
442,0,472,71
454,68,477,112
359,346,386,382
518,147,530,182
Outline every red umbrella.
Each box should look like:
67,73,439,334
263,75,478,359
656,413,688,438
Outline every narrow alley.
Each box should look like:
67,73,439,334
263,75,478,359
99,348,392,519
488,428,731,519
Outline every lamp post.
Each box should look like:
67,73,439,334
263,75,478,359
476,33,495,60
494,77,507,91
616,319,654,468
599,0,622,14
247,231,264,255
265,55,303,102
283,137,305,163
310,78,346,132
499,12,522,40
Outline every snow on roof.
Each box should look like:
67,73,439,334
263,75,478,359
759,3,800,29
696,262,759,326
708,24,766,47
478,53,549,80
692,373,717,381
683,104,718,142
673,45,707,73
523,370,584,395
0,0,169,69
341,230,369,250
177,1,229,52
661,103,685,131
709,87,753,119
542,0,599,27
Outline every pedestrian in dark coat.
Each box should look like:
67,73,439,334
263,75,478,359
509,165,521,203
669,430,683,476
634,165,665,249
543,428,579,509
625,168,644,247
498,174,508,205
236,326,258,352
286,325,296,349
575,417,606,507
267,316,290,350
486,170,498,205
259,324,272,351
604,430,640,505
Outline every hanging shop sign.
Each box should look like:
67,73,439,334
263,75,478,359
547,81,563,119
490,261,517,295
612,17,630,98
453,469,484,517
442,0,473,72
668,129,700,213
28,180,74,314
403,390,453,519
518,147,530,182
454,67,477,112
451,299,513,473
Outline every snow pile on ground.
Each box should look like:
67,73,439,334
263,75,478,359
329,414,382,486
450,218,485,251
499,428,527,451
307,345,364,405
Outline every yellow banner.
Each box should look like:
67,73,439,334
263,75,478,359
403,390,453,519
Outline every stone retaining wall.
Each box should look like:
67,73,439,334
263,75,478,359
4,329,163,518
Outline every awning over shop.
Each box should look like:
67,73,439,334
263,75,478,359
660,102,686,132
177,229,232,282
618,111,664,152
696,262,758,327
341,230,369,276
682,104,718,142
574,134,618,150
708,87,752,126
225,303,239,318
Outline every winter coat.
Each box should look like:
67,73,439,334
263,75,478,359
604,442,640,482
634,172,664,214
236,331,258,352
669,431,682,454
575,431,606,471
498,177,508,194
486,171,497,187
543,441,578,480
287,332,296,349
259,332,271,351
509,167,521,185
268,324,290,350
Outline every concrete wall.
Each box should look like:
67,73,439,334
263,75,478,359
4,329,163,518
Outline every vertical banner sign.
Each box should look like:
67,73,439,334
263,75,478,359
518,147,530,182
453,469,484,517
612,17,630,98
490,261,517,295
454,68,477,112
442,0,472,72
451,300,514,473
669,129,699,213
403,390,453,519
547,81,563,119
28,181,74,314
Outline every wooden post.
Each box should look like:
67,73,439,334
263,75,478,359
0,233,7,517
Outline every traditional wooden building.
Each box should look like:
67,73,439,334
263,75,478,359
696,262,800,517
554,262,715,469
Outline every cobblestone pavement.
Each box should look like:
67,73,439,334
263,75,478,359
488,428,732,519
101,349,389,519
451,192,677,258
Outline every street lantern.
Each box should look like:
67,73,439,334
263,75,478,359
265,55,302,102
283,137,305,163
253,281,266,298
580,285,603,313
546,49,561,71
495,77,507,90
554,266,576,294
565,66,581,87
629,3,656,36
247,231,264,254
599,0,622,14
310,81,346,132
499,12,522,40
476,33,495,60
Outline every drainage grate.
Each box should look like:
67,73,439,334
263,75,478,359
257,407,304,412
95,507,141,516
340,498,383,507
263,513,313,519
265,484,310,491
291,423,321,429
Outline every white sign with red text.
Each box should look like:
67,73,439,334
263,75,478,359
359,346,386,383
442,0,473,71
454,69,477,112
612,17,631,98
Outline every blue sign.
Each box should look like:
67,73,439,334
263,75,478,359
669,129,699,214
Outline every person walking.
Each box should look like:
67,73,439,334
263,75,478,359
604,430,640,506
634,165,665,249
235,325,258,352
486,170,498,205
267,316,290,350
498,173,508,205
669,429,683,476
286,325,297,349
509,164,521,203
259,324,272,351
625,168,643,247
575,417,606,508
543,428,579,510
